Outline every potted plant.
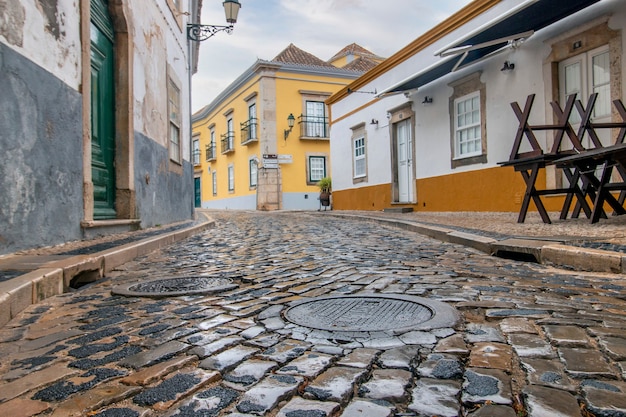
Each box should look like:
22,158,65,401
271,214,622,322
317,177,332,210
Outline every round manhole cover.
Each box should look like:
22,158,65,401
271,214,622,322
111,276,237,298
283,294,458,333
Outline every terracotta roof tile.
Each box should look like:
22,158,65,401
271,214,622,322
272,43,337,68
342,56,380,72
328,43,384,62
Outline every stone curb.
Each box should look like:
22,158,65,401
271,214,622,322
323,213,626,274
0,216,215,328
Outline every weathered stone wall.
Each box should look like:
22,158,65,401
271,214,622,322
0,42,83,254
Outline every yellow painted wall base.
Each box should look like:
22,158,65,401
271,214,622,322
333,166,571,212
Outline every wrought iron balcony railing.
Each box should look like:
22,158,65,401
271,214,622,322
221,132,235,153
206,143,216,161
240,118,258,144
298,115,329,139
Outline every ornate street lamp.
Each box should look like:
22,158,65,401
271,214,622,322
187,0,241,42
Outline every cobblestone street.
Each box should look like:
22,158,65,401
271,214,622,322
2,210,626,416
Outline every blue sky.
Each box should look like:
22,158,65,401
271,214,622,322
192,0,473,112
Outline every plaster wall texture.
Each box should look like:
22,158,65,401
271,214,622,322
0,42,83,255
0,0,81,90
134,131,194,227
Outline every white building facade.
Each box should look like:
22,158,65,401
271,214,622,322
328,0,625,215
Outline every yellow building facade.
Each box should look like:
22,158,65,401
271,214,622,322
192,44,381,210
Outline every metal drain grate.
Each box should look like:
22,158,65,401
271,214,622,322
111,276,237,298
283,294,458,333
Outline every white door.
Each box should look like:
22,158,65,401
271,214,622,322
397,119,414,202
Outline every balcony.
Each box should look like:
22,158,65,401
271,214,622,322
205,143,216,161
298,115,329,139
240,118,258,145
221,132,235,154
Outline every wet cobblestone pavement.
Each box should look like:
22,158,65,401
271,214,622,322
2,211,626,416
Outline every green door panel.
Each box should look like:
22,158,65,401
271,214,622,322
90,0,116,219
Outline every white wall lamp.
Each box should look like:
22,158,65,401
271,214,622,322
187,0,241,42
284,113,295,140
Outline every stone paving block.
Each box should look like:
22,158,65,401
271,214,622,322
337,348,379,368
166,386,239,416
523,385,582,417
0,292,11,327
467,404,518,416
0,397,50,417
462,368,512,405
558,347,616,378
261,316,286,330
189,336,243,358
418,353,463,379
544,325,592,347
486,308,550,319
258,339,310,364
508,333,555,358
520,358,577,392
120,355,195,386
0,361,77,402
468,342,513,371
358,368,412,403
377,345,419,370
276,351,333,377
581,379,626,416
18,328,83,352
466,323,506,343
276,396,340,417
239,326,265,339
597,336,626,361
236,374,304,415
50,383,141,416
499,318,539,334
119,340,190,369
340,400,392,417
199,345,259,372
246,333,281,348
408,378,461,417
434,333,469,355
304,366,367,404
197,314,236,330
186,328,239,346
32,367,127,402
398,330,437,345
223,359,278,390
133,369,220,411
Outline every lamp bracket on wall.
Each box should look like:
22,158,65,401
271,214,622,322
347,88,378,95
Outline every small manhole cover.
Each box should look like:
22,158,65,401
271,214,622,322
283,294,458,333
112,276,237,298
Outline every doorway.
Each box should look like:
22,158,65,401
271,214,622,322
393,118,415,203
90,0,116,219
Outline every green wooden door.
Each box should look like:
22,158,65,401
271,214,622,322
90,0,116,219
194,177,201,208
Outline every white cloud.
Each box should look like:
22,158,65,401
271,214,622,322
192,0,473,111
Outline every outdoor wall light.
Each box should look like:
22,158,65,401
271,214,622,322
370,119,379,125
284,113,295,140
501,61,515,71
422,96,433,105
187,0,241,42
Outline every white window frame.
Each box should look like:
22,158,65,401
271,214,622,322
192,138,200,165
249,158,258,188
212,171,217,196
353,136,366,178
308,156,326,183
228,164,235,192
248,102,257,141
454,91,482,159
168,78,182,163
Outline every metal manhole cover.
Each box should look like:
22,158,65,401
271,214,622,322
283,294,458,333
111,276,237,298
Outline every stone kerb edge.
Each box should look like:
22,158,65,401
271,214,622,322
541,243,623,273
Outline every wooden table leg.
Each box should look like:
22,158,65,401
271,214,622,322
519,167,551,224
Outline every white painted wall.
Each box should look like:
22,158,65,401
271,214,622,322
0,0,81,90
